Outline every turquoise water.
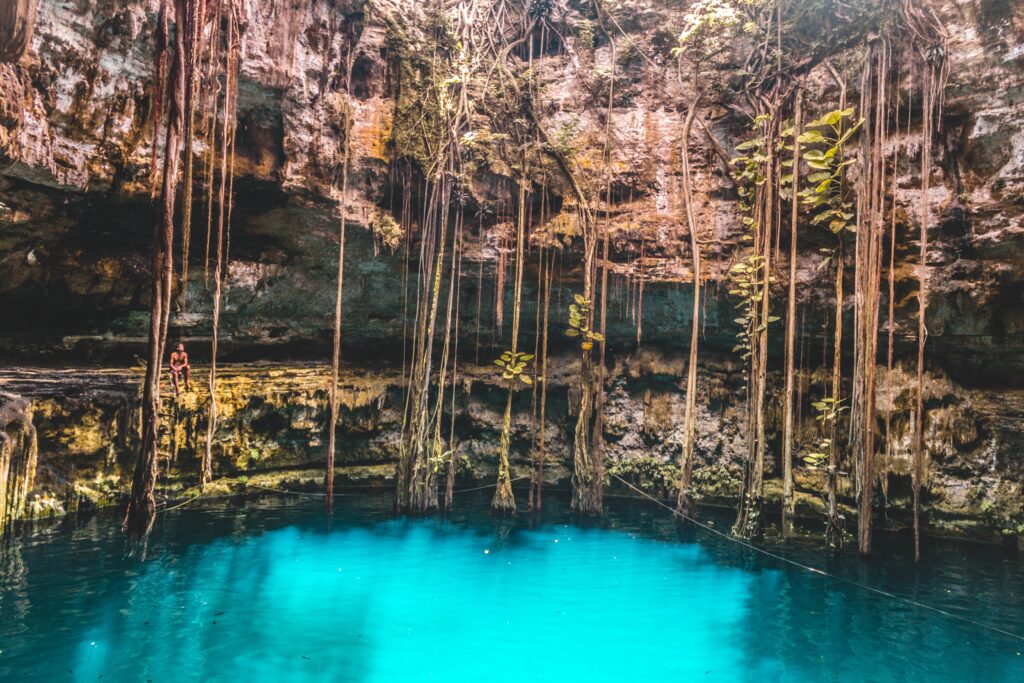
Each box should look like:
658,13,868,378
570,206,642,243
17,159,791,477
1,492,1022,682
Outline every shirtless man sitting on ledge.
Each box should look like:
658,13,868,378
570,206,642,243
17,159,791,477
169,343,191,395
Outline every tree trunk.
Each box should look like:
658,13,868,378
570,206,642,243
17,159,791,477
826,243,844,548
781,90,802,536
676,92,702,518
492,183,528,516
123,0,191,540
326,41,354,513
203,6,236,489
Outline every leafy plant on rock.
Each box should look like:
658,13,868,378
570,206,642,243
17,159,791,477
565,294,604,351
796,106,861,547
494,350,534,386
797,108,862,234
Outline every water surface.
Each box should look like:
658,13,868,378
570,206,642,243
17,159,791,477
1,492,1021,681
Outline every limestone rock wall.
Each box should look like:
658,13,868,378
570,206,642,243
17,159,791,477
0,1,1023,540
0,392,38,532
2,355,1022,542
1,1,1021,370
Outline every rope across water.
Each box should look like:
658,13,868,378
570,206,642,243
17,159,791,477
609,473,1024,644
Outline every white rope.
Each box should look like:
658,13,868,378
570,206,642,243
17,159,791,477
157,490,206,513
246,482,330,497
452,475,531,494
610,473,1024,643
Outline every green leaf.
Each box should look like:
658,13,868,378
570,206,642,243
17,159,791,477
797,130,826,145
566,328,580,337
520,375,533,385
574,294,586,305
822,110,844,126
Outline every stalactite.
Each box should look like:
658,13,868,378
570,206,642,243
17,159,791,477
495,206,507,330
148,0,172,198
0,395,38,534
0,0,38,63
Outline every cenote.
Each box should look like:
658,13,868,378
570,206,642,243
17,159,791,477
4,0,1024,681
1,492,1022,682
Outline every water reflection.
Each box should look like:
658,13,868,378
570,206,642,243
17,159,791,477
0,491,1021,681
